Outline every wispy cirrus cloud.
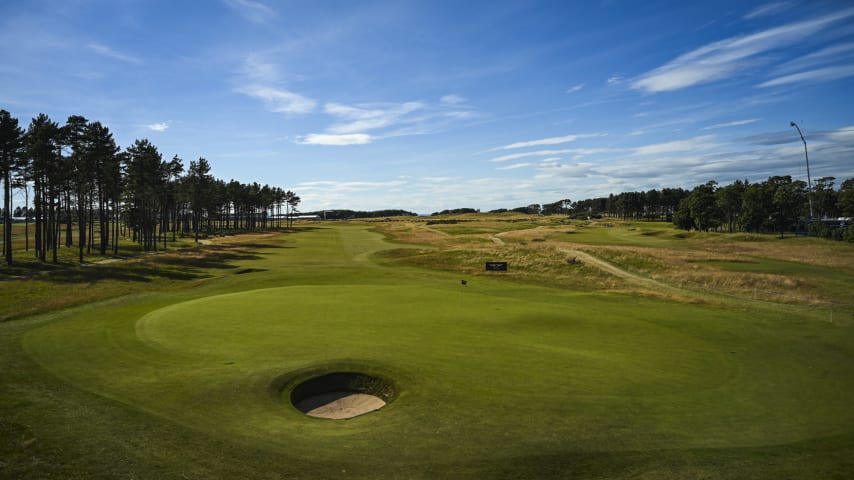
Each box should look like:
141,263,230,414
440,94,466,105
300,98,475,146
760,64,854,87
325,102,425,134
88,43,141,64
736,130,797,146
774,41,854,75
235,54,316,115
493,133,602,151
527,124,854,196
632,7,854,93
491,148,611,163
825,125,854,142
743,2,794,20
241,53,279,82
224,0,277,24
566,83,585,93
496,162,532,170
297,179,407,191
738,125,854,146
704,118,760,130
535,161,598,176
607,75,625,85
237,85,316,114
297,133,373,146
760,40,854,87
422,177,460,183
632,135,719,156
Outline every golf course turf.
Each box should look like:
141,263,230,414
3,222,854,478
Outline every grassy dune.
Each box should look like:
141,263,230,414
2,220,854,478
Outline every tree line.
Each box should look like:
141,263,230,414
493,188,691,220
469,176,852,240
305,209,418,220
0,109,301,265
538,176,853,240
671,176,853,239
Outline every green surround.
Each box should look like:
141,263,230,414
8,224,854,478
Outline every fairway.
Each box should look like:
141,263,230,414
6,224,854,478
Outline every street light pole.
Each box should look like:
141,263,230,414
790,121,814,220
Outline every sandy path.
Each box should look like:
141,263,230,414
296,392,386,419
561,248,681,294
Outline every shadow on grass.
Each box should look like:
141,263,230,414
3,242,288,284
447,431,854,479
147,246,266,270
48,264,204,283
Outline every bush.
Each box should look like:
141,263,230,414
808,222,831,238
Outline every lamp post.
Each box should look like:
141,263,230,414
790,121,814,220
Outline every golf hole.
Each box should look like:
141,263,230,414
290,372,395,419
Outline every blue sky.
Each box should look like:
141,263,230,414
2,0,853,214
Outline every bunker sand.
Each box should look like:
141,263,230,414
296,392,386,419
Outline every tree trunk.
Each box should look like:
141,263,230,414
34,181,42,260
4,171,11,265
51,197,58,263
78,202,86,263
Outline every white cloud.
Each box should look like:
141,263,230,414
440,94,466,105
825,125,854,142
704,118,760,130
297,133,373,146
607,75,625,85
496,162,531,170
632,7,854,93
297,179,408,193
241,53,278,82
325,102,424,134
238,85,316,114
566,83,585,93
494,133,601,151
536,162,598,176
743,2,794,20
224,0,276,24
632,135,719,156
491,148,611,163
759,64,854,87
774,42,854,75
444,111,476,119
294,124,854,213
146,122,169,132
88,43,141,64
422,177,459,183
299,98,473,147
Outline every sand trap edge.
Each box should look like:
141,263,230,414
270,367,397,420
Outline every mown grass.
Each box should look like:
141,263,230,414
2,219,854,479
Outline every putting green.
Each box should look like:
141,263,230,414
19,225,854,474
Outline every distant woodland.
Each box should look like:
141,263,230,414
1,110,301,265
497,176,854,240
431,177,852,241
